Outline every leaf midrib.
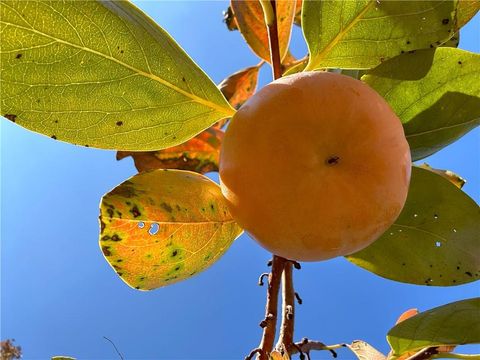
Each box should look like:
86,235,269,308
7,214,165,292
306,0,376,70
0,20,235,117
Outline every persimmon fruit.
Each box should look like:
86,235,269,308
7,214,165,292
219,72,411,261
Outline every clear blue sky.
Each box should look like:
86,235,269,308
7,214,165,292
1,2,479,359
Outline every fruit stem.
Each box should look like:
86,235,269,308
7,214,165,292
257,256,286,360
262,0,282,80
275,261,295,353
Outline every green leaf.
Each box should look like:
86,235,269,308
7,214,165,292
362,48,480,160
387,298,480,358
303,0,458,70
0,1,234,150
99,169,242,290
347,166,480,286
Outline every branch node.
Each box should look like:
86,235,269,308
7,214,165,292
245,348,264,360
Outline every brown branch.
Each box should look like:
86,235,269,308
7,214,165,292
266,0,282,80
256,255,287,360
275,261,295,354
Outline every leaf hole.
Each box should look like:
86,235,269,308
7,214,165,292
149,223,159,235
435,241,441,247
138,222,145,229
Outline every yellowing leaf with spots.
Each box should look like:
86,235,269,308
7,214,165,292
0,1,234,150
99,170,243,290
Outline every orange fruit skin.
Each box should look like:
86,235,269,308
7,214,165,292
219,72,411,261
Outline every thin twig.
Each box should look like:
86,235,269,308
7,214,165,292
262,0,282,80
431,354,480,360
290,260,302,270
258,272,269,286
103,336,124,360
291,339,344,358
294,292,303,305
257,256,287,360
275,262,295,354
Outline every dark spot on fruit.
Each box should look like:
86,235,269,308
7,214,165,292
465,271,473,277
458,61,462,65
326,156,340,166
130,205,141,218
51,135,57,140
116,121,123,126
161,202,173,213
102,246,111,256
111,234,121,242
15,53,22,59
442,18,449,25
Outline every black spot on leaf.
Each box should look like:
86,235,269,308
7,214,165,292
116,121,123,126
4,114,17,122
102,246,111,256
442,18,449,25
111,234,121,242
15,53,22,59
160,202,173,213
465,271,473,277
130,205,141,218
51,135,57,140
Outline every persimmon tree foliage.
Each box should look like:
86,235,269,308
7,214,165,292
1,1,479,359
